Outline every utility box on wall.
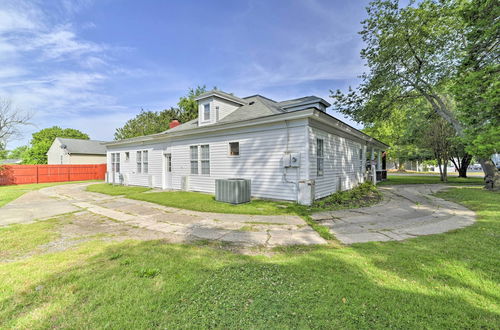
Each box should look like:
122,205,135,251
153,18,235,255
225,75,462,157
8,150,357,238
283,152,300,168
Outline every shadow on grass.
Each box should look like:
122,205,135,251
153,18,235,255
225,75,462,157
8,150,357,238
1,187,498,328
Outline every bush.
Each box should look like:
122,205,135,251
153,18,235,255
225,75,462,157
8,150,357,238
313,182,381,210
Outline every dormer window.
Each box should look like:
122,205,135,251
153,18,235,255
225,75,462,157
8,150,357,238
203,103,210,121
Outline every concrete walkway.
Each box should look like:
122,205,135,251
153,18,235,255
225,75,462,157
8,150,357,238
311,184,475,244
0,183,326,247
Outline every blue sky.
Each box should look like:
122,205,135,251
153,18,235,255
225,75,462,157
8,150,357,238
1,0,370,149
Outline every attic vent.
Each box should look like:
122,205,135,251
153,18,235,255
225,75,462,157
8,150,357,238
249,101,255,105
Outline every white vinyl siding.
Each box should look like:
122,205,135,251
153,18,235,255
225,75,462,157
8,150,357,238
309,125,365,199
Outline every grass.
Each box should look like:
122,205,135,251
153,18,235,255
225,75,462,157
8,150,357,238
0,186,498,328
87,183,300,215
86,183,151,196
379,174,484,186
0,180,102,207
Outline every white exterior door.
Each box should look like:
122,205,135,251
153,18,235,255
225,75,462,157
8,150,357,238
164,153,172,189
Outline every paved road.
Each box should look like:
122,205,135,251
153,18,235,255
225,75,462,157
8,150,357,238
0,183,326,247
311,184,475,244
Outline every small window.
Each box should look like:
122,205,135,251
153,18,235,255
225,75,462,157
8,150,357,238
137,151,142,173
190,146,198,174
203,103,210,121
125,152,130,161
317,139,324,176
229,142,239,156
143,150,148,174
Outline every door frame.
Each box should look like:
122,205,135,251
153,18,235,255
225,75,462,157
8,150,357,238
162,150,172,189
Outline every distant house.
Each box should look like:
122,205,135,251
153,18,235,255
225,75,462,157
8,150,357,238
0,159,22,165
104,90,388,205
47,138,107,165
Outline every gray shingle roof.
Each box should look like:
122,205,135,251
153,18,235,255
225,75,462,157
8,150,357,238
57,138,107,155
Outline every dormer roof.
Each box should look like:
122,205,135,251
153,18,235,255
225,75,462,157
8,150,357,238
194,89,247,105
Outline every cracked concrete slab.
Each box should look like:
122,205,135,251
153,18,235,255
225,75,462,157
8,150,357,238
314,184,475,244
0,182,327,248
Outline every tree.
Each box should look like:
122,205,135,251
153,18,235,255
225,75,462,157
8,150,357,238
6,145,29,162
24,127,89,164
421,117,455,182
453,0,500,189
331,0,498,189
114,86,208,140
114,108,179,140
177,86,208,123
0,98,32,148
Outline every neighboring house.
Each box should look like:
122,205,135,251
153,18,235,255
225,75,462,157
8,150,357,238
104,90,388,204
47,138,107,165
0,159,22,164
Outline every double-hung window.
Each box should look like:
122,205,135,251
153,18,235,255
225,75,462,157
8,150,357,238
200,145,210,175
317,138,324,176
111,153,120,172
190,145,210,175
136,150,148,174
190,146,198,174
136,151,142,173
203,103,210,121
359,148,363,171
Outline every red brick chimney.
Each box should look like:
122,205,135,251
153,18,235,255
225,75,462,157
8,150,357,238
169,119,181,129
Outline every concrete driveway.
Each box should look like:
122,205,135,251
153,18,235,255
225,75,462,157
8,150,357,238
0,183,326,248
311,184,475,244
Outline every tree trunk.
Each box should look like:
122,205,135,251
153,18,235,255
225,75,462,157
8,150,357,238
443,159,448,182
457,154,472,178
437,159,443,181
478,158,500,191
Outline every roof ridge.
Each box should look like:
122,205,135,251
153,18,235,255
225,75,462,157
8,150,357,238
243,94,277,103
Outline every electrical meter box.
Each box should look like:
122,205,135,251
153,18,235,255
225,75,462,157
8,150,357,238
283,153,300,168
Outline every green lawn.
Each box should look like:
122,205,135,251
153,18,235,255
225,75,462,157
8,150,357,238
379,174,484,186
0,181,102,207
0,186,498,328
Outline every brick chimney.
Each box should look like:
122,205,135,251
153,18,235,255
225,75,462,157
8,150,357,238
169,119,181,129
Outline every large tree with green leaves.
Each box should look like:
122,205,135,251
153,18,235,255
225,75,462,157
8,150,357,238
114,86,208,140
24,127,89,164
332,0,499,189
452,0,500,188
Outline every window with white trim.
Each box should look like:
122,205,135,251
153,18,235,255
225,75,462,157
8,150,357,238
111,153,120,172
166,153,172,172
203,103,210,121
190,146,198,174
359,148,363,171
136,150,148,173
200,145,210,175
229,142,239,156
143,150,148,174
136,151,142,173
317,138,324,176
190,145,210,175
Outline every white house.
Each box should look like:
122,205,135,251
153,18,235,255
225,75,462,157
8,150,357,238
47,138,107,165
104,90,388,205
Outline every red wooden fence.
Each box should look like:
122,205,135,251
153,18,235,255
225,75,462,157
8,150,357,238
0,164,107,186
